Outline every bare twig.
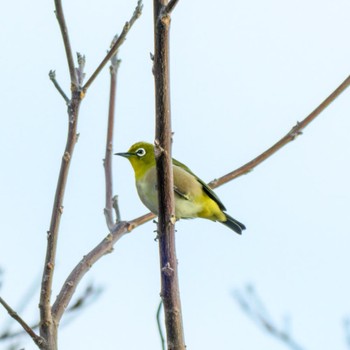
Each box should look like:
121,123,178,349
1,284,101,342
112,195,121,223
0,297,44,348
48,70,70,104
156,301,166,350
153,1,186,349
39,88,82,349
164,0,180,14
51,222,130,322
40,6,84,345
76,53,86,86
209,74,350,187
54,0,77,86
82,1,143,92
1,271,41,339
104,37,121,231
128,212,156,228
234,285,304,350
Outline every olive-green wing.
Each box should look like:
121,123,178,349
172,158,226,211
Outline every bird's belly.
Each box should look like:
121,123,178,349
136,178,202,218
136,179,159,214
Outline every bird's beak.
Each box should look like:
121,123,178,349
114,152,133,158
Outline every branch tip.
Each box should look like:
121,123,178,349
164,0,180,14
49,69,70,103
82,0,143,91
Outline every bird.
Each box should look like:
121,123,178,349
115,142,246,234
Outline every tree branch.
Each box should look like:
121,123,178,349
1,284,100,343
54,0,77,86
164,0,180,14
39,87,82,349
104,37,121,231
40,6,86,343
49,70,70,104
156,301,166,350
51,222,130,322
0,297,45,348
153,1,186,349
82,1,143,92
208,74,350,187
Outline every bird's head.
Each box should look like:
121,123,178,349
115,142,156,179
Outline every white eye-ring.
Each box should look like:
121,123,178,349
135,148,146,157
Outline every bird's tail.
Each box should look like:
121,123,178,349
221,213,246,234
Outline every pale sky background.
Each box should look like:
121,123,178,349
1,0,350,349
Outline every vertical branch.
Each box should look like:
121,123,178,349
39,91,81,350
54,0,77,86
40,3,83,349
153,1,185,350
104,38,121,231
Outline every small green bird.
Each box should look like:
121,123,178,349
116,142,246,234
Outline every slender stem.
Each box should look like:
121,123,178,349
209,74,350,187
54,0,77,86
51,222,130,322
153,1,186,349
39,90,82,349
164,0,180,14
49,70,70,103
156,301,166,350
0,296,45,348
104,49,121,231
82,1,143,92
129,212,156,227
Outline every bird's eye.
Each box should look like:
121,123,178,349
135,148,146,157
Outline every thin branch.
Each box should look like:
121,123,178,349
54,0,77,86
153,0,186,349
0,297,44,348
128,212,156,228
82,1,143,92
209,74,350,187
104,37,121,231
1,284,101,342
164,0,180,14
51,222,130,322
39,88,83,349
112,195,121,223
49,70,70,103
156,301,166,350
76,53,86,86
1,271,41,338
234,286,304,350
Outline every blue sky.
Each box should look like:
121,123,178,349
1,0,350,349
